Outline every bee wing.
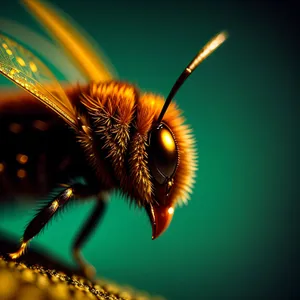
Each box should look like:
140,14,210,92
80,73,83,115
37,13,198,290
22,0,116,83
0,18,86,84
0,33,77,128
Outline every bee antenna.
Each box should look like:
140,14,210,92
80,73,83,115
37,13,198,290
157,31,228,124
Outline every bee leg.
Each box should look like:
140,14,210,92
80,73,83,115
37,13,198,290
8,183,88,260
72,192,108,279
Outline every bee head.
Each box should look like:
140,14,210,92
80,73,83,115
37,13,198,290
81,31,227,240
144,31,228,239
146,122,179,239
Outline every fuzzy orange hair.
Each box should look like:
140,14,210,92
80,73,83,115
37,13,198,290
137,93,197,207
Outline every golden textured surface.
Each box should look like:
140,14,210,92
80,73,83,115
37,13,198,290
0,256,166,300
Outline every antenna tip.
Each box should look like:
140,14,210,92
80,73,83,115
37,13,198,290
218,30,229,42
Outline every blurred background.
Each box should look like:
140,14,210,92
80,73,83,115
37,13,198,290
0,0,295,299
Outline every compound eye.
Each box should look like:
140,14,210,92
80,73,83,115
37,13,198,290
148,124,179,184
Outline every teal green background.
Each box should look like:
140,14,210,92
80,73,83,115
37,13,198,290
0,1,294,299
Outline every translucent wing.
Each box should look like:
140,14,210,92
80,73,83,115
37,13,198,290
0,18,86,83
0,33,77,128
22,0,116,83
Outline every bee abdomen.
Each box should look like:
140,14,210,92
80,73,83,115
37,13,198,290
0,111,83,201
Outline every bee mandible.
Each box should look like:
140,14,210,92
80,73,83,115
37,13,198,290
0,0,227,277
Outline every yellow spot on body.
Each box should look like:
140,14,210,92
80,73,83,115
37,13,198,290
5,49,12,55
33,120,48,131
0,163,4,173
16,57,26,66
161,128,175,152
9,242,28,259
2,43,8,49
29,61,37,72
9,69,16,76
168,206,174,215
17,169,27,179
66,188,73,197
51,200,59,210
9,123,22,134
16,154,28,164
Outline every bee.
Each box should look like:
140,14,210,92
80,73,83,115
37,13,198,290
0,0,227,277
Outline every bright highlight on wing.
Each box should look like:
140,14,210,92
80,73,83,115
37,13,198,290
0,18,87,83
22,0,115,83
0,34,77,128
